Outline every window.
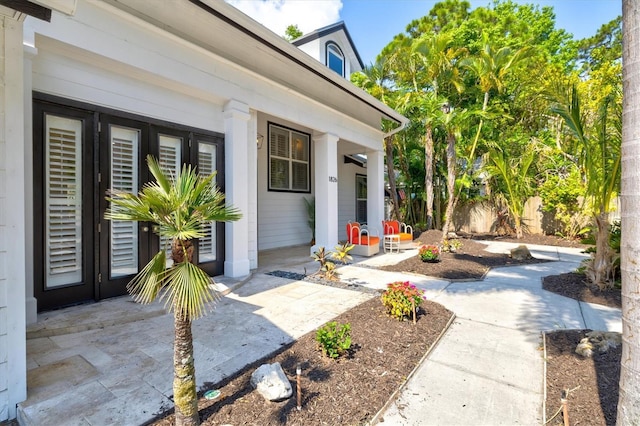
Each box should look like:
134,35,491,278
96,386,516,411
356,174,367,223
326,42,345,77
268,123,310,192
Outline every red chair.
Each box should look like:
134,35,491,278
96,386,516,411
346,222,380,256
382,220,415,249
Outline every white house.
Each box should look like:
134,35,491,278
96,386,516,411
0,0,406,421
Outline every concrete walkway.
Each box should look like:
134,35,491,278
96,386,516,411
17,242,621,425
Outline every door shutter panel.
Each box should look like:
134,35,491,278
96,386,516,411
45,115,83,288
109,126,140,278
198,142,217,262
158,135,182,266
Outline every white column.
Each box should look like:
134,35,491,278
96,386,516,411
0,13,27,421
223,100,250,277
367,149,385,236
312,133,339,252
247,110,258,269
23,43,37,325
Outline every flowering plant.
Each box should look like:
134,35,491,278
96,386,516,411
381,281,426,321
418,244,440,262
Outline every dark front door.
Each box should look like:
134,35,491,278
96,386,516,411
34,96,226,311
33,103,96,311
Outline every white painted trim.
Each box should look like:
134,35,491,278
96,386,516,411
223,100,251,277
3,16,27,420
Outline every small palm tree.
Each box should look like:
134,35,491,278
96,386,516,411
105,155,241,426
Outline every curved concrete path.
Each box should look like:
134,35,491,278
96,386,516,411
370,244,621,425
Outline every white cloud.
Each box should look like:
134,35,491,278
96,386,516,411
226,0,343,38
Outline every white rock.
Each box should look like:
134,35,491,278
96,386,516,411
250,362,292,401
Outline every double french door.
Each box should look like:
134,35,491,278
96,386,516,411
34,98,225,311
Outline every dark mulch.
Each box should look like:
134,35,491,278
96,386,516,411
540,256,621,425
380,229,556,280
149,230,609,426
544,330,621,426
148,297,454,425
543,272,621,309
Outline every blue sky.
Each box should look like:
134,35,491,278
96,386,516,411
227,0,621,65
341,0,622,65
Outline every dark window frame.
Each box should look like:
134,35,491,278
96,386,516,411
267,121,311,193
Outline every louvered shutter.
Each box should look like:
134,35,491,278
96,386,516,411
198,142,217,262
158,135,182,266
270,126,290,190
109,126,140,278
45,115,83,288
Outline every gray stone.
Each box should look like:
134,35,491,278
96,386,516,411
510,244,532,260
250,362,292,401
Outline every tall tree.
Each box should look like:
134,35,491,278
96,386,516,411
283,24,303,41
618,0,640,421
551,85,621,289
105,156,241,426
352,60,403,220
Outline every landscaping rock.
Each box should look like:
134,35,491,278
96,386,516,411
510,245,532,260
575,330,622,357
250,362,292,401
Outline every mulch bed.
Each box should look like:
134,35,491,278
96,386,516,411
542,271,622,426
149,230,617,426
380,229,554,280
544,329,621,426
148,297,454,425
543,272,621,309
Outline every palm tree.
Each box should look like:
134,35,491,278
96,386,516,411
618,0,640,421
551,85,621,289
483,144,537,239
352,59,403,220
105,155,241,426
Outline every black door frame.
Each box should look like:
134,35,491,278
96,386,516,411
33,93,226,311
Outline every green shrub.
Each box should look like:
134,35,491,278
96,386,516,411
315,322,351,359
381,281,426,321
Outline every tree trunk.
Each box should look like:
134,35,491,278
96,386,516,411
618,1,640,421
586,213,614,290
171,239,200,426
425,125,434,230
385,135,401,220
173,312,199,426
441,132,457,239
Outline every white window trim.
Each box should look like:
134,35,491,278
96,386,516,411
326,42,345,77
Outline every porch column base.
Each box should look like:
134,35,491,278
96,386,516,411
224,259,251,278
25,296,37,325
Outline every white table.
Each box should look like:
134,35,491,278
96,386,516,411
383,234,400,253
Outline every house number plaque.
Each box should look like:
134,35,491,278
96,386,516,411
329,176,338,182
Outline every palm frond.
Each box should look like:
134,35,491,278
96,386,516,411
161,261,221,320
126,250,169,304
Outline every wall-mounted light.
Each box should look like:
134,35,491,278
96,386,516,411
257,133,264,149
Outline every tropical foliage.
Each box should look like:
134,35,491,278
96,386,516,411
351,0,622,288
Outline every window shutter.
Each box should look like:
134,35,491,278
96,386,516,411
45,115,83,288
198,142,217,262
270,127,289,158
109,126,140,278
